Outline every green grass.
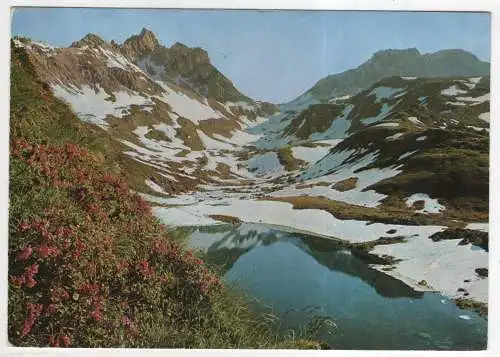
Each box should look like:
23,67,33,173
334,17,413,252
9,43,322,349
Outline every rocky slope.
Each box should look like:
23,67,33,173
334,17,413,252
11,32,490,309
293,48,490,102
13,30,279,195
288,48,489,106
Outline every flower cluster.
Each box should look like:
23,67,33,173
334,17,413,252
9,139,224,347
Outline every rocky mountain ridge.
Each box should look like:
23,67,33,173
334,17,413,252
11,31,490,311
290,47,490,106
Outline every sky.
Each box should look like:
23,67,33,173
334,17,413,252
11,8,491,103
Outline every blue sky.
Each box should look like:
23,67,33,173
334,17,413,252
11,8,490,103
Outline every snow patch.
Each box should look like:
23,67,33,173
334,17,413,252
310,105,354,141
456,93,490,104
247,152,284,176
369,87,404,103
372,234,488,303
197,130,235,150
385,132,404,141
407,117,425,126
298,150,403,207
156,88,223,124
466,223,489,232
467,126,489,133
446,101,467,106
441,85,468,96
374,122,399,128
154,199,445,243
398,150,419,161
145,179,167,195
478,112,490,123
51,84,153,129
362,103,392,125
291,146,333,165
406,193,445,214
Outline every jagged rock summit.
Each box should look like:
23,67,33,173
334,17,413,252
121,27,161,59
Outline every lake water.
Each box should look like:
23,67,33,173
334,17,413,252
177,223,487,350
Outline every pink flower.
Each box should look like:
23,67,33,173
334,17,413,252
60,335,71,347
78,283,100,296
21,303,43,337
48,335,59,347
16,245,33,261
138,260,153,276
46,304,57,315
10,275,25,286
23,264,39,288
19,220,30,232
38,245,59,258
90,308,102,321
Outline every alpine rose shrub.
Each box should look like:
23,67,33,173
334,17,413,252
9,139,222,347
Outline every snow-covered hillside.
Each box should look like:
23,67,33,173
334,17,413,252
13,32,490,308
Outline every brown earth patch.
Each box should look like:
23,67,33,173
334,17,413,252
199,117,241,138
332,177,358,191
176,117,204,150
208,215,242,224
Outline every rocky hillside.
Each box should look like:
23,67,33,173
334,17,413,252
253,75,489,146
288,48,489,106
249,73,489,216
10,30,490,330
13,31,490,219
13,31,279,196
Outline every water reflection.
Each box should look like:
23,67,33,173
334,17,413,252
177,223,487,350
187,223,422,299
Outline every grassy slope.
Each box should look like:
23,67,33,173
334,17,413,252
9,44,322,349
277,146,306,171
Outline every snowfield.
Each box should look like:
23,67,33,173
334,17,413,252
153,199,446,244
23,34,491,313
371,234,488,303
291,146,332,165
157,89,223,124
51,84,154,129
247,152,284,176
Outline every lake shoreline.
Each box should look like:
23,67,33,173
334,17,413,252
154,201,488,315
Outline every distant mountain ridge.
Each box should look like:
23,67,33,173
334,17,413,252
290,47,490,105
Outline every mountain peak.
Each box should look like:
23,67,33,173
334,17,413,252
121,28,160,59
300,47,489,103
70,33,107,48
425,48,481,61
370,48,421,61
